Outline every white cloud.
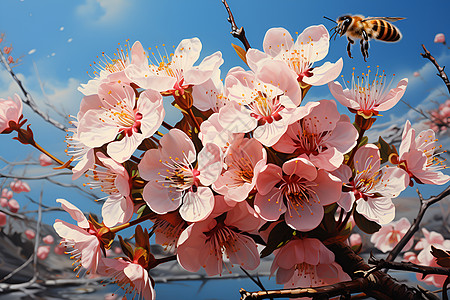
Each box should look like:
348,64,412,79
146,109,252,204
75,0,132,25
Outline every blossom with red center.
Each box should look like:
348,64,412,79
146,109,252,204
219,62,311,147
78,41,145,96
199,113,244,153
78,81,164,163
394,120,450,185
53,199,114,276
328,67,408,118
370,217,413,253
125,38,223,95
270,237,350,287
334,144,409,224
0,94,22,134
213,137,267,203
84,153,134,227
247,25,343,88
177,201,261,276
255,158,342,231
151,211,187,253
273,99,358,171
138,129,222,222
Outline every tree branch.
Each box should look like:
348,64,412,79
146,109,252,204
420,44,450,95
221,0,251,51
0,50,67,131
369,255,450,277
385,185,450,264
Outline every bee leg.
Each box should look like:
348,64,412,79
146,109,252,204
347,37,354,59
361,30,369,62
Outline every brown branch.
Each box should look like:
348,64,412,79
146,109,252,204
221,0,251,51
385,185,450,264
421,44,450,95
0,50,67,131
239,278,368,300
369,255,450,277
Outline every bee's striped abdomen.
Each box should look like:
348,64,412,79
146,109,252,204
370,19,402,42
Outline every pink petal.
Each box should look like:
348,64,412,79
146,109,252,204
254,188,285,221
56,199,89,228
142,181,181,214
256,164,283,195
262,27,294,58
179,188,214,222
303,58,343,86
376,78,408,111
197,143,223,186
184,51,223,86
282,158,317,181
285,201,324,231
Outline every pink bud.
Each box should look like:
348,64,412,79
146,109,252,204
7,56,13,64
39,153,53,166
10,179,31,193
25,229,35,240
8,199,19,213
349,233,362,246
0,198,8,207
413,71,420,77
0,94,23,134
37,245,50,260
0,212,6,226
42,235,54,244
434,33,446,44
54,244,65,255
113,246,122,254
3,46,11,54
2,188,13,199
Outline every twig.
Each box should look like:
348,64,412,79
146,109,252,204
0,171,72,180
0,207,26,220
32,189,43,279
385,185,450,264
221,0,251,51
420,44,450,95
0,50,67,131
0,156,39,166
0,256,33,283
369,255,450,277
239,278,368,300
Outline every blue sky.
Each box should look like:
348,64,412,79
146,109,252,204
0,0,449,298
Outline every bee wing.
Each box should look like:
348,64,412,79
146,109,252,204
362,17,406,22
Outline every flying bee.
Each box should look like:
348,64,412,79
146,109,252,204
325,15,405,61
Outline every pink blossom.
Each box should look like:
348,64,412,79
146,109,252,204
370,217,413,253
199,113,244,153
139,129,222,222
2,188,13,199
413,71,420,77
396,120,450,185
219,63,310,146
255,158,342,231
335,144,409,224
247,25,343,88
10,179,30,193
349,233,362,247
434,33,446,44
7,56,13,64
78,41,144,95
3,46,12,54
177,201,261,276
0,212,6,226
151,211,187,253
37,245,50,260
273,100,358,171
53,198,103,275
113,247,122,254
0,198,7,208
414,229,450,287
85,153,133,227
192,69,228,112
78,81,165,163
213,137,267,203
125,38,223,95
25,229,35,240
329,68,408,118
98,258,155,300
54,244,65,255
8,199,20,213
39,153,53,166
270,238,350,287
43,235,54,245
0,94,22,133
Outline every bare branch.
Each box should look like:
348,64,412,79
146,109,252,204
385,185,450,264
369,255,450,277
421,44,450,95
221,0,251,51
0,207,26,220
0,171,72,180
0,50,67,131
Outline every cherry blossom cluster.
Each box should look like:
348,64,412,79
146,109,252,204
1,23,449,300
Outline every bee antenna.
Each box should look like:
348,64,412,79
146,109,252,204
323,16,337,24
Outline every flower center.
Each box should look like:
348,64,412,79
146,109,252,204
279,175,318,215
157,156,200,192
294,118,331,155
249,91,284,125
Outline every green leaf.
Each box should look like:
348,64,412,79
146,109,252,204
354,210,381,234
118,235,134,260
377,136,397,164
260,221,294,258
358,136,368,148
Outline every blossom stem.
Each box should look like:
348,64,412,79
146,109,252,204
32,141,70,169
155,255,177,267
336,204,355,232
187,108,201,131
110,212,154,234
162,121,174,130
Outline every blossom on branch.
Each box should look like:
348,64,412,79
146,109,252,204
370,217,413,253
0,94,22,134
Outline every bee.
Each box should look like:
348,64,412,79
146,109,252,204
326,15,405,61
